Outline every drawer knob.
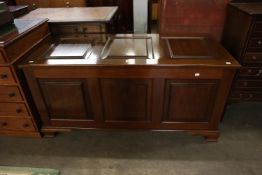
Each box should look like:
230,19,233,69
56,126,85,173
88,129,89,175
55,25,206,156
249,94,254,98
252,56,257,60
239,94,243,98
243,82,248,86
258,41,262,45
8,93,16,97
23,123,29,128
0,74,7,79
16,108,22,113
247,69,252,73
1,122,7,127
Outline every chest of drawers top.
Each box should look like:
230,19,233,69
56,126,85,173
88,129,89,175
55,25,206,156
0,18,49,64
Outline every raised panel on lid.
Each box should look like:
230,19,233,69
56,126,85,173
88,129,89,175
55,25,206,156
164,37,215,59
102,37,154,59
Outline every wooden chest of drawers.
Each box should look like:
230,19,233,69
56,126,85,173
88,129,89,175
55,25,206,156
0,19,50,137
222,2,262,102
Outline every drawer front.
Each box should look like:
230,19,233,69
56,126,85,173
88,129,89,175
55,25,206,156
50,23,106,35
0,117,35,131
233,80,262,89
230,91,262,101
0,103,29,116
0,86,23,102
247,38,262,51
238,67,262,77
243,53,262,64
0,67,16,84
55,34,108,44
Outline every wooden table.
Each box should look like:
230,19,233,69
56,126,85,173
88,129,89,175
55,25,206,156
19,7,118,38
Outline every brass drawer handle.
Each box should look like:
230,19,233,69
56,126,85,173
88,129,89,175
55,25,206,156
258,40,262,45
0,74,7,79
8,93,16,97
66,1,70,7
16,108,22,113
252,56,257,60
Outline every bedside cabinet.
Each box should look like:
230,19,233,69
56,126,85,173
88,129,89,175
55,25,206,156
0,18,50,137
222,2,262,103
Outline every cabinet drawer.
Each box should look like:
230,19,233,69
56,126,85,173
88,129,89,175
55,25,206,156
0,117,35,131
230,91,262,101
50,23,106,35
238,67,262,77
0,67,16,84
243,53,262,64
247,38,262,51
233,80,262,89
0,86,23,102
0,103,29,116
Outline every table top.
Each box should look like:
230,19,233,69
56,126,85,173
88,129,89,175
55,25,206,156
19,7,118,23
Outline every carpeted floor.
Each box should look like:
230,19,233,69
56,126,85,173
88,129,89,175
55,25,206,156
0,102,261,175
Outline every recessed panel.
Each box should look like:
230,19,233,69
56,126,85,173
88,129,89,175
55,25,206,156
102,37,153,59
165,38,214,59
100,79,152,122
163,80,218,122
39,80,92,120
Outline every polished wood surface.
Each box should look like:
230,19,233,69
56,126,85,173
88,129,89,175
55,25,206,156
20,7,118,23
159,0,230,41
222,3,262,103
21,34,240,141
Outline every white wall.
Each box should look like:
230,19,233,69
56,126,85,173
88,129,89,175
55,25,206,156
133,0,148,33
